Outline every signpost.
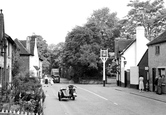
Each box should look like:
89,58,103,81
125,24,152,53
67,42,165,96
100,49,108,87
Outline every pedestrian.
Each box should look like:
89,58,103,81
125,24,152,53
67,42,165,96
45,75,48,87
50,77,54,85
139,76,144,92
145,80,149,91
157,75,163,95
154,75,159,93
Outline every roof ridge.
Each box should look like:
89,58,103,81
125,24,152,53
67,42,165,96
147,30,166,46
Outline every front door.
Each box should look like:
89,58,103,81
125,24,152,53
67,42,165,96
152,68,156,92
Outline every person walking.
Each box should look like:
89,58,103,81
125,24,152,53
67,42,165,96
50,77,54,85
154,75,159,93
44,75,49,87
157,75,162,95
139,76,144,92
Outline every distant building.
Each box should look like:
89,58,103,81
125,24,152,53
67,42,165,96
15,35,42,78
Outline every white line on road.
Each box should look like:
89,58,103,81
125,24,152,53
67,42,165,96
114,102,118,105
78,86,108,101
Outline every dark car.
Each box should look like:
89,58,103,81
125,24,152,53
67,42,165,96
52,75,60,83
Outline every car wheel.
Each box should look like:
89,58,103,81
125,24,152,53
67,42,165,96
72,96,75,100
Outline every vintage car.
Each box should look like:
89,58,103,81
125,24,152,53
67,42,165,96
58,85,77,101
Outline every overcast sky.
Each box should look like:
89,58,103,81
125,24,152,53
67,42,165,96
0,0,165,45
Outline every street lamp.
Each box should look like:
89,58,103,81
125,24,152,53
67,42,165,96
100,49,108,87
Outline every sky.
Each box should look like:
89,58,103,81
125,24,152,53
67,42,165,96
0,0,165,45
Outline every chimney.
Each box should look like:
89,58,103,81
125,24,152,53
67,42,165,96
135,25,148,65
0,9,4,43
26,36,31,53
136,25,145,41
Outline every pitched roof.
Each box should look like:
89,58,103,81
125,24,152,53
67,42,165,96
137,49,148,67
19,36,36,56
115,38,135,57
147,30,166,46
14,39,30,56
5,34,15,45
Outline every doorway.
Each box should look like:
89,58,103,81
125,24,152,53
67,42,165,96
152,68,156,92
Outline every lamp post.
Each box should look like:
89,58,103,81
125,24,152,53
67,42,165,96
100,49,108,87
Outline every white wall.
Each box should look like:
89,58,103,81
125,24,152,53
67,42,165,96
29,38,39,77
130,66,139,85
6,41,12,83
121,42,136,70
121,67,125,83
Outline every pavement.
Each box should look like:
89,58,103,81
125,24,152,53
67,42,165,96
111,85,166,103
84,77,166,103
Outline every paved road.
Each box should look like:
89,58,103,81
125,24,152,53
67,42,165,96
42,78,166,115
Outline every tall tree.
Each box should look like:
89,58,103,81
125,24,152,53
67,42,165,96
49,42,65,69
33,35,50,74
120,0,166,41
63,24,103,82
87,7,120,51
62,7,120,82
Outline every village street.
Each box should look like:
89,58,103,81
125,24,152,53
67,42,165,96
42,78,166,115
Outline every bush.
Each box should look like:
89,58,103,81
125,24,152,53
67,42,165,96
1,72,43,113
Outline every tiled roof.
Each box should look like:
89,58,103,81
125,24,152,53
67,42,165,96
147,30,166,46
19,36,36,56
115,38,134,55
14,39,30,55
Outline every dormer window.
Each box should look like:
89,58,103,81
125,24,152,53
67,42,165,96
155,45,160,55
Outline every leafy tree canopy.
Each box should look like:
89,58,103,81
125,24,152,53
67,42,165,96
62,7,120,81
120,0,166,40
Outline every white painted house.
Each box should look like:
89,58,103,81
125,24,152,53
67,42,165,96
27,36,40,77
118,26,149,88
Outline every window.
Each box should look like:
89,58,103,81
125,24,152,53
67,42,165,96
155,45,160,55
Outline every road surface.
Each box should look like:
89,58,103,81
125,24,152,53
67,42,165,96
42,78,166,115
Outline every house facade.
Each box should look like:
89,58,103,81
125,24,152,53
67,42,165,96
147,31,166,93
0,34,15,88
0,10,15,89
15,35,41,78
115,26,149,88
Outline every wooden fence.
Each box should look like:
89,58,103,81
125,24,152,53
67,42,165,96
0,109,41,115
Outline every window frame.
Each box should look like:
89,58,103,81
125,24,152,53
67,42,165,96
155,45,160,55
